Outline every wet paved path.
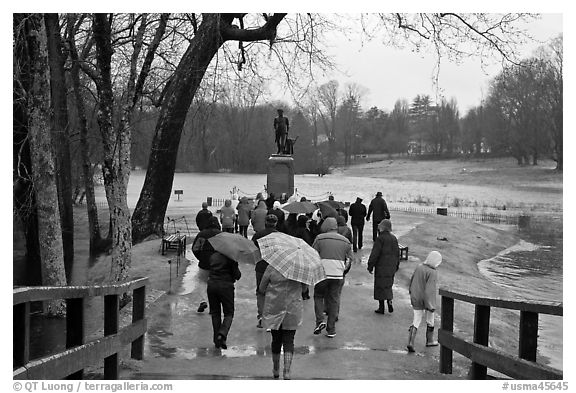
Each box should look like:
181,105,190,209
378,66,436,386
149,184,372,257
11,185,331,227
121,216,466,380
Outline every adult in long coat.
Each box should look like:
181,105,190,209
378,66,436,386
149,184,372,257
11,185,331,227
366,191,390,242
236,197,253,238
367,219,399,314
259,265,306,379
251,200,268,233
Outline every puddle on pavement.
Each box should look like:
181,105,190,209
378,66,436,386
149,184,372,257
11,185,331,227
177,253,199,295
147,341,416,360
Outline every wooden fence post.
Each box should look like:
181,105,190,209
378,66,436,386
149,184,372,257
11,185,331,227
104,294,119,379
131,286,146,360
13,302,30,369
439,296,454,374
471,305,491,379
65,298,85,379
519,311,538,362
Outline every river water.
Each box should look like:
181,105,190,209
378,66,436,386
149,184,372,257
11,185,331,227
477,218,563,370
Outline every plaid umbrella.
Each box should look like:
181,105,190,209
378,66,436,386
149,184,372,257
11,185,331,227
281,200,318,214
208,232,261,264
257,232,325,286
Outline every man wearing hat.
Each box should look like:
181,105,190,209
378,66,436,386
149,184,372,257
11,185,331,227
348,197,367,252
251,214,280,328
366,192,390,242
273,108,289,154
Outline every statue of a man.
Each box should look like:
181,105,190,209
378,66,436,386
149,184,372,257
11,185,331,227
273,108,289,154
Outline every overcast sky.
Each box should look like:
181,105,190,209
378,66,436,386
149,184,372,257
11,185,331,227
271,13,563,114
332,14,561,113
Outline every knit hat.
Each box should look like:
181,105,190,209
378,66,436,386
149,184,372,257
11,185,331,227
273,201,281,209
378,219,392,233
265,214,278,227
321,217,338,233
424,251,442,269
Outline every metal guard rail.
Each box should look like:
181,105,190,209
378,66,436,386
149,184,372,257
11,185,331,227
438,287,563,380
13,277,149,380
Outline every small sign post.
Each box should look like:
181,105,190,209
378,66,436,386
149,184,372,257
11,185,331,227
174,190,183,201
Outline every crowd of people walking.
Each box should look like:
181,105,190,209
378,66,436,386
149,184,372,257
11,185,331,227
192,191,442,379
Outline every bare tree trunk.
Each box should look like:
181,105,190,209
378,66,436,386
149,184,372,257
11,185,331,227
93,14,132,282
45,13,74,280
14,14,42,286
28,13,67,315
132,15,224,243
66,14,105,255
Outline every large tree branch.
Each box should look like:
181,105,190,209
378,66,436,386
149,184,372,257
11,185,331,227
439,13,520,65
219,13,286,42
133,13,169,107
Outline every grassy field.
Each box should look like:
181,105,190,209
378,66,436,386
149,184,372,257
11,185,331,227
335,156,563,213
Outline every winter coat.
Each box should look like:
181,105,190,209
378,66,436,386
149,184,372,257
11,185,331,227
207,252,241,283
409,251,442,311
251,201,268,232
313,226,353,280
236,199,252,226
367,196,390,223
293,217,313,246
192,228,221,270
336,216,353,243
268,208,285,232
284,213,298,235
367,230,399,300
195,208,213,231
259,265,305,330
349,201,367,226
220,205,236,229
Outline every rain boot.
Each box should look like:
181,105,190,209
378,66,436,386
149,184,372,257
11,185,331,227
426,324,439,347
387,300,394,313
283,351,293,380
375,300,385,314
272,353,281,379
407,325,417,353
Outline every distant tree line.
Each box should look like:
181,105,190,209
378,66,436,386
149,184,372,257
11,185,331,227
129,32,563,175
462,35,563,170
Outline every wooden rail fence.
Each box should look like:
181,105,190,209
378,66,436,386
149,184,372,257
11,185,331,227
13,277,148,380
438,288,563,380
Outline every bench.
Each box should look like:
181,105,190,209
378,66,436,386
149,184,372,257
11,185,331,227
398,243,408,260
161,233,187,256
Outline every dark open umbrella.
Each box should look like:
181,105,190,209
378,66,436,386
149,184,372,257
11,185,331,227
315,201,338,218
208,232,261,264
281,200,317,214
319,199,346,209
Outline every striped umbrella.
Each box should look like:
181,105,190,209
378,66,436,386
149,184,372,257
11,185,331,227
257,232,325,286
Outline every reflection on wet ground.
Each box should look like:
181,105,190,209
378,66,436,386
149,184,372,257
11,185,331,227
146,342,424,360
